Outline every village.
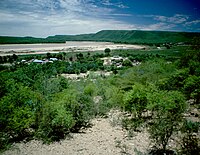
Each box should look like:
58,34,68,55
18,53,141,80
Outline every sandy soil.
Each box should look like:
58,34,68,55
0,41,145,56
2,110,150,155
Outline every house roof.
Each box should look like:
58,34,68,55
33,59,43,63
50,58,58,61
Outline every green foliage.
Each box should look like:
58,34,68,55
179,50,200,72
0,54,19,64
104,48,111,56
184,75,200,104
8,106,35,134
180,120,200,154
123,83,148,118
53,87,95,127
115,59,177,90
122,59,133,67
59,76,69,89
34,83,97,142
92,30,200,44
182,120,200,133
147,91,187,151
37,101,75,142
0,44,199,153
84,83,97,96
105,85,124,108
0,82,43,149
122,82,187,152
159,68,189,91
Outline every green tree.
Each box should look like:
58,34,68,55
37,101,75,142
123,83,148,118
12,54,18,61
0,82,43,148
0,56,3,63
122,59,133,67
180,120,200,155
184,75,200,104
147,91,187,152
46,52,51,59
104,48,111,56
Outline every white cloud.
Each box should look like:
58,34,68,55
144,14,189,24
0,6,136,37
101,0,129,8
183,20,200,31
0,0,135,37
1,0,198,37
184,20,200,26
141,23,176,31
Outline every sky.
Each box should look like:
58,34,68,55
0,0,199,37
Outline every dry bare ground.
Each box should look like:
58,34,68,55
0,42,145,56
2,110,150,155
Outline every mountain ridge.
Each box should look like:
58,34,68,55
0,30,199,44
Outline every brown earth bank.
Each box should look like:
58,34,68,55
2,110,150,155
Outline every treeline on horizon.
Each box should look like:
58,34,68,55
0,30,200,45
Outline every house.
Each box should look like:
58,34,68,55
49,58,58,61
33,59,43,64
21,60,26,63
101,56,123,66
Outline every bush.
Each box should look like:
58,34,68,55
104,48,111,56
122,59,133,67
180,120,200,155
182,120,200,133
184,75,200,104
0,83,42,149
147,91,187,152
123,83,148,118
37,101,75,142
84,83,96,96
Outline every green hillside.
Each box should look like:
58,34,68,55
0,30,199,44
0,36,44,44
92,30,200,44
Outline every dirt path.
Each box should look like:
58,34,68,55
2,110,150,155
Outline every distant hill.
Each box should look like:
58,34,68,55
0,30,200,44
91,30,200,44
0,36,45,44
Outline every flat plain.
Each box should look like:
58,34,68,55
0,41,145,56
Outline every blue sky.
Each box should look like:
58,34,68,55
0,0,199,37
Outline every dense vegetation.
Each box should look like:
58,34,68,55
0,46,199,154
0,30,200,44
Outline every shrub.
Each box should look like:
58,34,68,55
123,83,148,118
147,91,187,152
37,101,75,142
104,48,111,56
84,83,96,96
122,59,133,67
184,75,200,104
180,120,200,154
0,83,42,149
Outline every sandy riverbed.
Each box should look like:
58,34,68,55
0,41,145,56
